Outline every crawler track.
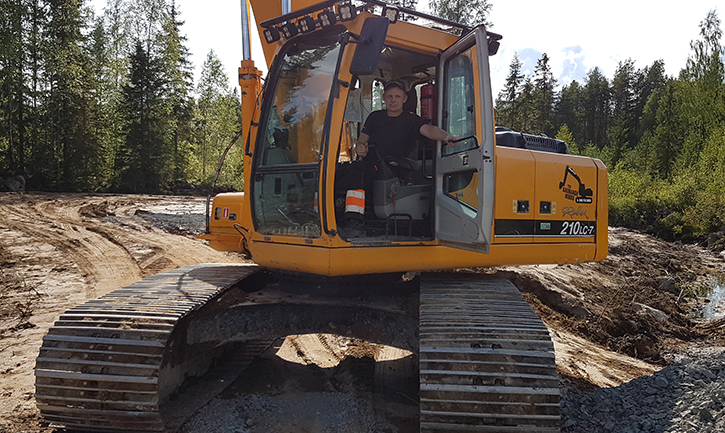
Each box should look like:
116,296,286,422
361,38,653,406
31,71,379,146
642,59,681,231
36,267,560,432
35,264,260,432
419,277,560,432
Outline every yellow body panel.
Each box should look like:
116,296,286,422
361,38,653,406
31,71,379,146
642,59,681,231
493,148,536,243
247,241,598,276
493,147,604,244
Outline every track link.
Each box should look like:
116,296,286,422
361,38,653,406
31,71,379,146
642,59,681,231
419,277,560,432
35,264,259,432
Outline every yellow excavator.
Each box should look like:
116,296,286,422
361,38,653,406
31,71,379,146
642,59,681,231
35,1,607,432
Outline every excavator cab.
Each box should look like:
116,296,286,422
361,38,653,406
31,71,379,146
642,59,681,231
201,0,607,276
201,1,533,275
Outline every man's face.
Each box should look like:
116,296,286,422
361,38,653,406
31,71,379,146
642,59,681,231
383,87,407,115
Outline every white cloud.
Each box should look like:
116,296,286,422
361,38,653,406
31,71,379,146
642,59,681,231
517,48,543,79
559,45,586,86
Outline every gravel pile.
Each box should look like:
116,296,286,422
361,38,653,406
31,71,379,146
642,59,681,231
562,354,725,433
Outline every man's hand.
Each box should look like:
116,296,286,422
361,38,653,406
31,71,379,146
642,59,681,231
354,132,370,158
444,133,458,146
355,141,369,158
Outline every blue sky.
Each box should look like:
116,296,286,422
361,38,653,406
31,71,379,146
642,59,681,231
90,1,721,97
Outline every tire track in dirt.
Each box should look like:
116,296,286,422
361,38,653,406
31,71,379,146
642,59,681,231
0,193,248,433
0,195,141,298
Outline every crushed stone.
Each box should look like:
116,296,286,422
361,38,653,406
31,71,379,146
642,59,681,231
563,352,725,433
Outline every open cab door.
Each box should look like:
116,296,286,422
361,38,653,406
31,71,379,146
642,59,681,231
435,27,496,253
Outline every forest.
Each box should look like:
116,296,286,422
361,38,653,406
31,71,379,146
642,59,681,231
0,0,243,193
495,9,725,240
1,0,724,240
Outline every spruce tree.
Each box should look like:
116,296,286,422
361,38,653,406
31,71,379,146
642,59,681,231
44,0,99,189
0,0,27,177
495,53,524,129
531,53,556,136
556,81,585,145
157,0,193,182
118,41,167,192
583,67,611,147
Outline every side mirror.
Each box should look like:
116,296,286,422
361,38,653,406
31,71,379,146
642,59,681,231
349,17,389,75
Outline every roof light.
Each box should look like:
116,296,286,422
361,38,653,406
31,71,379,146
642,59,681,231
299,15,316,33
281,21,299,39
382,6,399,23
339,2,357,21
263,26,281,43
318,9,337,27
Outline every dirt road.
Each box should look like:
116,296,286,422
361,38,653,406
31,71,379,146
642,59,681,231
1,192,724,432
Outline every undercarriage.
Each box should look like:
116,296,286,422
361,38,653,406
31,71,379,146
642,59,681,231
36,264,559,432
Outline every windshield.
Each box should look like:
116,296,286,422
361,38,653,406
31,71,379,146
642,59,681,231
251,30,343,238
258,32,342,166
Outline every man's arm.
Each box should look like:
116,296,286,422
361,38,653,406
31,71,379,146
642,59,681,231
420,124,457,145
354,132,370,158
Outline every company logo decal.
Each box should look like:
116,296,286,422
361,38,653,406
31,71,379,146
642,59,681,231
559,165,593,204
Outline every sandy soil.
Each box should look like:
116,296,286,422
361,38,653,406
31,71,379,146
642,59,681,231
0,193,248,432
1,192,724,432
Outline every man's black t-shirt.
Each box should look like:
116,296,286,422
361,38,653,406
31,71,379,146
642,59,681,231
361,110,427,161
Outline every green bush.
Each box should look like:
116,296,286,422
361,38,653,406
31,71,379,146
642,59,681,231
608,128,725,240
